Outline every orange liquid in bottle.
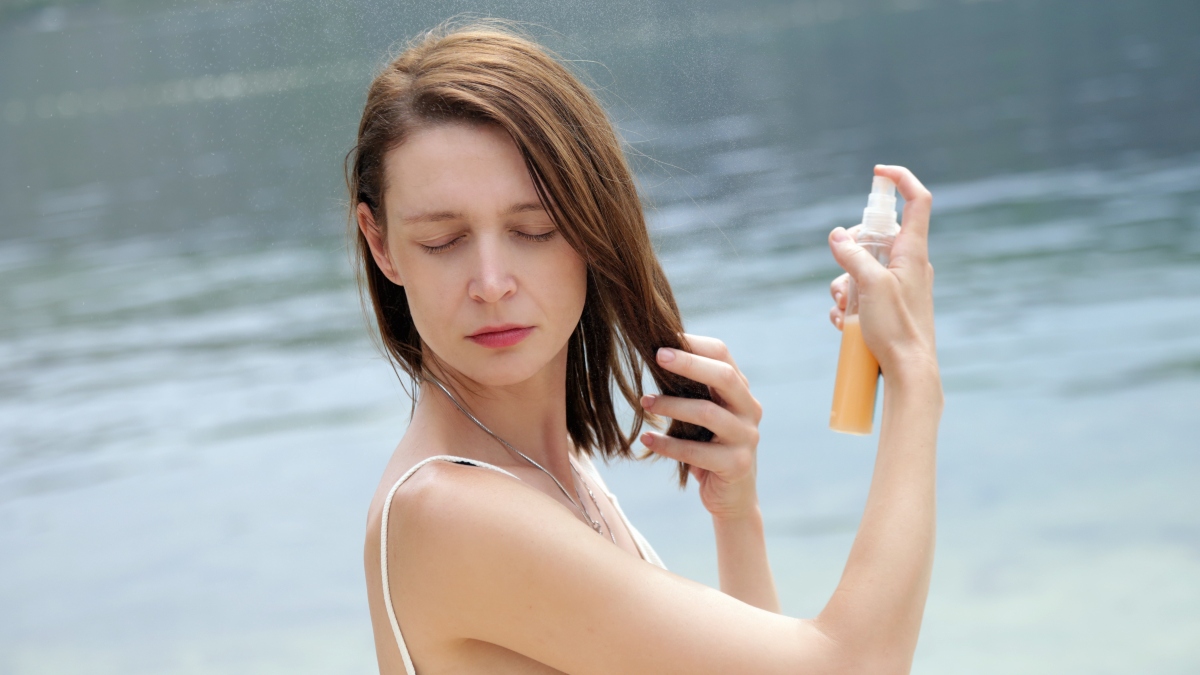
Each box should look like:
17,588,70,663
830,315,880,435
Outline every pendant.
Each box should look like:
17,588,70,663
591,521,602,533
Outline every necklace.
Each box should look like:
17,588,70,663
426,376,617,544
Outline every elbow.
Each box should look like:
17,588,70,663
828,649,915,675
850,650,915,675
807,619,917,675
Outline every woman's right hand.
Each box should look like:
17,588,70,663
827,164,938,380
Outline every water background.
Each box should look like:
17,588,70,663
2,0,1199,672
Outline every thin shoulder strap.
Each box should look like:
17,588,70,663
572,453,667,570
380,455,519,675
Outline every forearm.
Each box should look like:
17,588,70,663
713,505,782,612
817,364,943,663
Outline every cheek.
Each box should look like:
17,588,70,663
396,257,460,343
549,241,588,299
551,245,589,317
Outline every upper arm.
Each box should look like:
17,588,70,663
388,463,843,675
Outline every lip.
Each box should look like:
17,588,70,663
466,324,534,349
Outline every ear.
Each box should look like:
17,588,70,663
357,202,404,286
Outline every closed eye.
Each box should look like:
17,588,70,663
516,230,557,243
420,236,464,254
419,230,556,255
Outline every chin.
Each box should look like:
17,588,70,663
446,347,555,388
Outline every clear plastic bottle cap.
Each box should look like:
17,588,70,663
862,176,899,235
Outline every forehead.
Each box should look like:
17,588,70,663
382,122,541,222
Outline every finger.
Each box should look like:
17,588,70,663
641,393,748,444
640,431,741,476
873,164,932,261
679,334,750,390
655,347,756,416
829,304,844,330
828,226,886,285
829,273,849,308
680,334,744,379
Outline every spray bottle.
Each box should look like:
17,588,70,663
830,176,899,435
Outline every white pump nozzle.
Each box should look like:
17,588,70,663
862,176,899,235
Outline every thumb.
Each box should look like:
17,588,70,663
828,227,884,284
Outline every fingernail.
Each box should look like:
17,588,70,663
641,394,656,408
834,291,843,303
657,348,675,363
831,228,849,243
640,432,655,446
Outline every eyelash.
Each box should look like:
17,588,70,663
421,230,557,254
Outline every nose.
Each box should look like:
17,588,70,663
467,234,517,304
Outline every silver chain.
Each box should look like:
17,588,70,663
426,376,617,544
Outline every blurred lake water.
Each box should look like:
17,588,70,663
2,0,1198,673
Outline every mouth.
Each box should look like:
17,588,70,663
466,324,534,348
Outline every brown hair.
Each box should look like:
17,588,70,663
345,20,711,485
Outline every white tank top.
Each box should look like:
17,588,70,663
379,453,667,675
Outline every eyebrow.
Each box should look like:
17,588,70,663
400,201,546,225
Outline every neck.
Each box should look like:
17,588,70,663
413,348,577,480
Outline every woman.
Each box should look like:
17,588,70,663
348,21,942,675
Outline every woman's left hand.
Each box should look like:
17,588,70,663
640,334,763,521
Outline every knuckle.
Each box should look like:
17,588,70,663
846,248,873,267
729,451,753,476
745,425,760,448
720,363,739,387
713,338,729,357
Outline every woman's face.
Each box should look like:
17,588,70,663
358,122,588,388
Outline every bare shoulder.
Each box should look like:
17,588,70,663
381,457,574,572
370,456,567,577
383,458,524,536
365,456,525,575
368,457,833,675
371,459,583,654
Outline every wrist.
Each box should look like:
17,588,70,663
712,502,764,529
882,346,940,385
883,359,944,412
